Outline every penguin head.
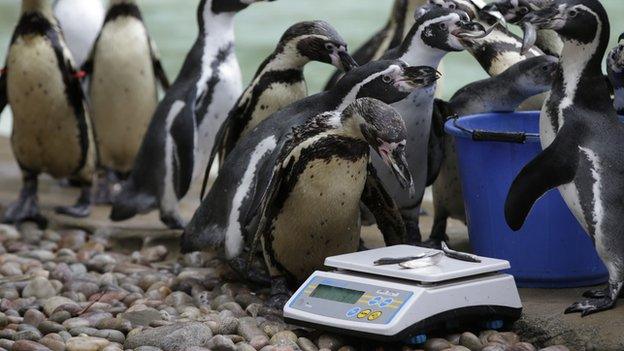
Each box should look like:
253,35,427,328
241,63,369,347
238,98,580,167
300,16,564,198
608,43,624,74
426,0,480,20
344,98,413,191
407,6,488,53
513,55,558,94
334,60,440,105
482,0,546,23
520,0,609,46
277,20,357,72
201,0,273,16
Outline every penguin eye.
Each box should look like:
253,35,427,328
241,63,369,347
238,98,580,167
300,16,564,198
568,9,578,17
542,65,549,71
382,75,392,84
324,43,335,51
448,3,456,10
439,22,448,30
518,6,528,14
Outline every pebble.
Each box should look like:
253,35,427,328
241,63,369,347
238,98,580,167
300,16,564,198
425,338,452,351
0,224,21,241
124,322,213,351
510,343,537,351
316,335,344,351
22,277,56,299
539,347,569,351
459,332,482,351
12,340,51,351
39,334,65,351
206,335,237,351
66,336,110,351
271,331,298,345
42,297,78,316
297,337,318,351
119,308,162,327
235,343,257,351
23,309,46,327
14,328,42,341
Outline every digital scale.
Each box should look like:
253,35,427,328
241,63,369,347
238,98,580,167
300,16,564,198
284,245,522,342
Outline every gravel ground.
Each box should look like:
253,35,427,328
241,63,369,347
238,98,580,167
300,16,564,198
0,223,571,351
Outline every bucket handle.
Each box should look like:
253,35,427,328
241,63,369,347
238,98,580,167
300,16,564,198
452,117,539,144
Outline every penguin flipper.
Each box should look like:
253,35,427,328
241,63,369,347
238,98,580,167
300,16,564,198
426,99,454,186
361,163,406,246
505,125,580,231
0,70,7,115
149,37,170,90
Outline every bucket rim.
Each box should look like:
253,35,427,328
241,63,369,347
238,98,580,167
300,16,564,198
444,111,541,143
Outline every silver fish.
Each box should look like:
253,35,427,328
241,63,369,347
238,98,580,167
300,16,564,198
441,242,482,263
399,252,444,269
521,21,538,55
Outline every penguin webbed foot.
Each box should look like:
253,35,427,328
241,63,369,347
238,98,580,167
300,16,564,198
566,282,623,317
55,185,92,218
4,174,46,228
94,169,119,205
266,276,292,310
228,255,271,286
160,212,186,229
582,288,610,299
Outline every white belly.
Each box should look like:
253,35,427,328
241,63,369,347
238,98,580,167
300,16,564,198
270,157,368,281
90,18,158,173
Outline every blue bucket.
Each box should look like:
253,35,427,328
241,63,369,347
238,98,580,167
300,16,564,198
444,111,608,288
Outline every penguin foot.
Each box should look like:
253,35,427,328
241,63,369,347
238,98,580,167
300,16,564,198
160,212,186,229
404,218,422,245
564,297,616,317
228,256,271,286
267,276,292,310
94,170,118,205
4,173,46,228
56,185,92,218
582,288,609,299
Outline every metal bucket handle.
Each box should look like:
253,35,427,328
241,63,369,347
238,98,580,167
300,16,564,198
451,116,540,144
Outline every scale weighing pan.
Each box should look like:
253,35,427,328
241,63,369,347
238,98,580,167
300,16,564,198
284,245,522,342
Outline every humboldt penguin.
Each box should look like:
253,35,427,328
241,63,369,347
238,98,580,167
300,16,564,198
202,20,357,186
181,61,440,265
255,98,413,307
86,0,170,203
110,0,271,229
506,0,624,316
370,6,487,244
429,55,558,246
53,0,105,67
3,0,97,225
607,33,624,115
482,0,563,57
324,0,426,89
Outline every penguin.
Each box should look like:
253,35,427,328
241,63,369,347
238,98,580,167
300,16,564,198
430,0,544,76
254,98,413,307
110,0,271,229
482,0,563,57
506,0,624,316
429,55,558,246
3,0,97,225
85,0,170,203
324,0,426,89
202,20,358,184
53,0,105,67
369,6,487,244
180,61,441,266
607,33,624,115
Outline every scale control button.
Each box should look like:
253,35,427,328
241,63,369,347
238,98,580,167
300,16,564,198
357,309,371,319
368,311,383,321
379,298,394,307
346,307,361,318
368,296,382,306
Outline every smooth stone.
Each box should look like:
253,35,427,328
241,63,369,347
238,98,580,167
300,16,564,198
448,347,470,351
65,336,110,351
23,309,46,327
0,287,19,299
425,338,453,351
14,329,43,341
481,344,506,351
95,317,132,333
23,251,55,262
22,278,56,299
0,340,13,350
297,337,318,351
58,231,87,251
479,331,498,346
0,313,7,328
43,297,78,316
0,262,23,276
123,322,213,351
39,335,65,351
538,347,569,351
48,311,72,324
164,292,194,308
205,335,236,351
218,302,245,316
235,343,257,351
509,343,537,351
100,345,122,351
317,335,345,351
446,334,461,345
134,347,163,351
139,246,168,263
219,317,240,335
459,332,482,351
0,224,21,240
11,340,51,351
63,318,90,329
119,308,162,327
271,331,298,345
94,330,125,344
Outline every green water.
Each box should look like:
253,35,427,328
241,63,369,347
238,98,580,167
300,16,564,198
0,0,623,110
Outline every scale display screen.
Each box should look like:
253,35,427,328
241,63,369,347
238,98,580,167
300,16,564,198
310,284,365,304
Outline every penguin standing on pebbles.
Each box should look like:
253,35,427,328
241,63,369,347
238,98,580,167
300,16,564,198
85,0,170,203
3,0,97,225
255,98,414,307
53,0,105,67
370,6,487,244
181,61,440,267
110,0,271,229
203,20,357,183
506,0,624,316
429,55,558,246
607,34,624,115
324,0,426,89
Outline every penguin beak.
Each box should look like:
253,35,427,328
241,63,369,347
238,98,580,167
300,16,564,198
378,142,414,194
394,66,441,92
482,3,508,27
331,47,358,72
451,20,490,39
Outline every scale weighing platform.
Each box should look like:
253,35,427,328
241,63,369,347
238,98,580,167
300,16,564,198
284,245,522,342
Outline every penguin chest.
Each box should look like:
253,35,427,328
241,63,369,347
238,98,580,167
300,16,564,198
90,18,158,173
7,36,86,177
270,156,368,281
242,80,306,136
